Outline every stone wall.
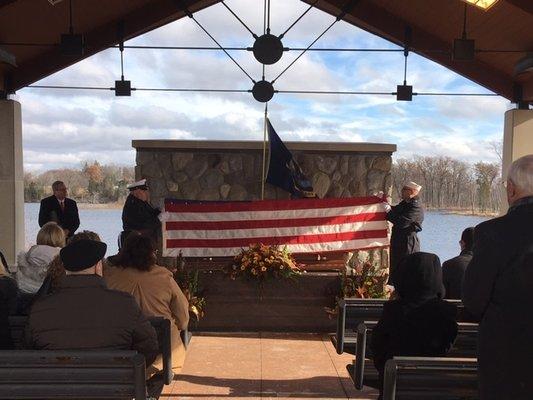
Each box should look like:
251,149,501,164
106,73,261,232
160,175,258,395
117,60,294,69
133,140,396,209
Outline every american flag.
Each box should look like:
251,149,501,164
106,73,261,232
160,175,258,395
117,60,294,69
162,196,389,258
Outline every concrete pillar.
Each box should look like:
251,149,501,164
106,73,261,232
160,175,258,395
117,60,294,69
502,109,533,208
0,100,24,267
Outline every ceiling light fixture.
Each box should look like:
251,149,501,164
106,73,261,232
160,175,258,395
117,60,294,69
453,3,475,61
461,0,500,11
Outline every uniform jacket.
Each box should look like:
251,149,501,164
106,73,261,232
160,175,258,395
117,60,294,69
105,265,189,373
15,245,60,294
386,197,424,284
122,194,161,239
442,250,473,300
38,195,80,236
26,275,158,366
463,197,533,400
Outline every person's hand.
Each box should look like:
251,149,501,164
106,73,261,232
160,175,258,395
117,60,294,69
158,211,171,222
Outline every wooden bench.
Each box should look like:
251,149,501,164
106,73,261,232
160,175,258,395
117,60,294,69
332,298,466,355
332,298,387,354
351,321,478,390
8,315,190,386
382,357,478,400
0,350,147,399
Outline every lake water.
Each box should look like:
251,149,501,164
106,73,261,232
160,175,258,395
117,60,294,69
24,203,490,263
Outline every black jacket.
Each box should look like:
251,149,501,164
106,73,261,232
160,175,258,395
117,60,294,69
371,252,457,397
0,276,18,349
442,250,472,300
386,197,424,283
122,194,161,239
38,196,80,236
26,275,159,365
463,197,533,400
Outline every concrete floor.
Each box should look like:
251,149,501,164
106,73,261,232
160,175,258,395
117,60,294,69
162,333,378,400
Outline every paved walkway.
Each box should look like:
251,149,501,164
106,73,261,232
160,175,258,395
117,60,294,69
162,333,379,400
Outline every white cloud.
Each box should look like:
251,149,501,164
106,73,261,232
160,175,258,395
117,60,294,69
18,0,508,172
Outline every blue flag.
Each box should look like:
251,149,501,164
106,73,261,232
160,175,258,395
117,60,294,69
265,119,316,198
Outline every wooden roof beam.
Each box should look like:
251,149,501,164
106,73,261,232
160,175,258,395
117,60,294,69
505,0,533,15
303,0,515,101
6,0,221,92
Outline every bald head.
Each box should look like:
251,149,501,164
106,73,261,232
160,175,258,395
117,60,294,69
506,154,533,205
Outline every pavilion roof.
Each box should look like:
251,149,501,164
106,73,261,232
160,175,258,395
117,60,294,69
1,0,532,102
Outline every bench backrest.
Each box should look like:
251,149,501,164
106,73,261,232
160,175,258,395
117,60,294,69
353,321,478,390
147,316,174,385
382,356,478,400
335,298,466,354
9,315,180,386
0,350,146,399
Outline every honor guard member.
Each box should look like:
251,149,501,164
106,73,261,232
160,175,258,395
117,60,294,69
385,181,424,286
121,179,161,246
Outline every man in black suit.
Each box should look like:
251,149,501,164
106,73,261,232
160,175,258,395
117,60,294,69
442,227,474,299
38,180,80,237
386,181,424,285
463,154,533,400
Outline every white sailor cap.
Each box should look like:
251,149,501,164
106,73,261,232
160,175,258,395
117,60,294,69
403,181,422,192
127,179,148,190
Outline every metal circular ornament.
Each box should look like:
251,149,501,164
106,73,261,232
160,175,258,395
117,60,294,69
253,34,284,65
252,80,275,103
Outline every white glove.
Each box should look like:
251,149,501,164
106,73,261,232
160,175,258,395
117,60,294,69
384,203,392,212
158,211,171,222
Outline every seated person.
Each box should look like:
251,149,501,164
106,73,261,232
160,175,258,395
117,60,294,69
105,233,189,374
0,254,18,349
16,222,65,295
36,230,106,298
442,227,474,300
26,239,158,362
371,252,458,398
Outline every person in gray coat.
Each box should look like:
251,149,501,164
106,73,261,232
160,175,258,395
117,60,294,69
463,154,533,400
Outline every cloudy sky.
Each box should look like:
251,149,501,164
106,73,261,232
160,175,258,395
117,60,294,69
16,0,510,171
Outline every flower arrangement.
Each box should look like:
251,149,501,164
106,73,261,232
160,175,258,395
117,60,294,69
325,250,390,318
228,243,302,283
173,252,206,322
341,251,390,299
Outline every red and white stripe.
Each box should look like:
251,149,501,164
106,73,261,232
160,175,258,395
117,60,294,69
163,197,389,257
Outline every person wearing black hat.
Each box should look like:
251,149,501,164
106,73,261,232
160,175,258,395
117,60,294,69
121,179,161,246
370,252,457,399
26,239,159,367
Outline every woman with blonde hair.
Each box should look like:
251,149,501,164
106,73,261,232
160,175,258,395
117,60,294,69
105,233,189,375
1,251,18,348
16,221,65,294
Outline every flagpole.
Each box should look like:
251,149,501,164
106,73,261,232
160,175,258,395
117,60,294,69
261,102,268,200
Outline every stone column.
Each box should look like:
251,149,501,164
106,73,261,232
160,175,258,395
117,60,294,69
0,100,24,267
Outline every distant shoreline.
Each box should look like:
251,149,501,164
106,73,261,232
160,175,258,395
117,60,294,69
430,208,499,218
25,202,498,217
25,202,124,210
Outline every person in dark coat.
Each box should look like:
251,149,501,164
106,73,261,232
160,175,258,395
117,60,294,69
0,254,18,349
121,179,161,246
38,180,80,237
371,252,457,399
386,181,424,285
463,154,533,400
442,227,474,300
26,239,159,366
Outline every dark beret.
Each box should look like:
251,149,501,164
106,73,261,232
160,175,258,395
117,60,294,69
60,239,107,272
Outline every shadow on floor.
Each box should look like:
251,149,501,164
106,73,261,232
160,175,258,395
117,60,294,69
163,374,357,398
